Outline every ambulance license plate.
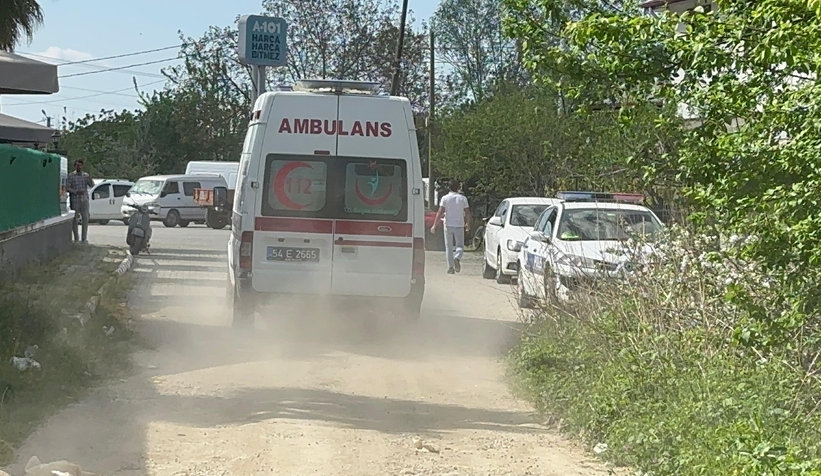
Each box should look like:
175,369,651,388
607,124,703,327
267,247,320,262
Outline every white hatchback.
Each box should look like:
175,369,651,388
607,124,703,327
481,197,562,284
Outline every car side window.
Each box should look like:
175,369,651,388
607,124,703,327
533,208,550,232
113,184,131,197
164,181,179,195
499,201,510,224
182,181,201,197
493,201,506,217
542,208,558,236
93,184,110,199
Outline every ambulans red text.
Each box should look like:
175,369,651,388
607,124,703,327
277,119,392,138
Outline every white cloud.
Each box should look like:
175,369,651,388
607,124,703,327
34,46,95,64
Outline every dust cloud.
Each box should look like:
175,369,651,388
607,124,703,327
6,230,611,476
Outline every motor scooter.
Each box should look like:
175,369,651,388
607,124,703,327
126,203,156,255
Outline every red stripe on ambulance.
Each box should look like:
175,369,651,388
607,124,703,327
334,220,412,237
255,217,333,233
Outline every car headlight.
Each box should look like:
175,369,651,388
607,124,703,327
506,239,523,252
556,254,597,268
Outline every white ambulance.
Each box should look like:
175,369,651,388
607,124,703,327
221,79,426,328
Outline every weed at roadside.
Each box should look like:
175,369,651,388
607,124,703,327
0,245,136,466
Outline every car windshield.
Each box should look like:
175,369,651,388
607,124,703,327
130,179,164,195
556,208,663,241
510,205,549,227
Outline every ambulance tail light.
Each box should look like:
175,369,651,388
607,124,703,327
239,231,254,270
413,238,425,276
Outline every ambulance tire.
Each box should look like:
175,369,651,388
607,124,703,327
402,286,424,322
229,283,255,329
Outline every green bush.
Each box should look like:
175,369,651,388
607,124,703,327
510,227,821,475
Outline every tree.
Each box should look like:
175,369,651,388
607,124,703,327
506,0,821,326
0,0,43,51
260,0,430,109
435,82,681,201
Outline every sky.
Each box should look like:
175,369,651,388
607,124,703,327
0,0,438,126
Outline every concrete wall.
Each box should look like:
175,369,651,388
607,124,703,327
0,214,74,272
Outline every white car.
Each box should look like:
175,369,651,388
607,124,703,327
69,179,135,225
482,197,562,284
516,191,665,308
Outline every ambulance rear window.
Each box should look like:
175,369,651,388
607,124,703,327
266,159,327,212
342,161,405,219
261,154,407,221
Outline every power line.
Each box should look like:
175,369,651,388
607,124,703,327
61,84,144,98
1,80,166,106
59,57,178,78
19,44,182,66
19,52,169,79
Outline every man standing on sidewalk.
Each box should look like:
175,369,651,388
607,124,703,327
66,159,94,243
431,179,471,274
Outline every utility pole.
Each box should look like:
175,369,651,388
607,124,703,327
390,0,410,96
427,28,436,210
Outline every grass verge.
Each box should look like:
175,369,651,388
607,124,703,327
508,228,821,475
0,244,135,465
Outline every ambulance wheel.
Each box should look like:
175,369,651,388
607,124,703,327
229,284,255,329
482,256,497,279
163,210,180,228
496,250,511,284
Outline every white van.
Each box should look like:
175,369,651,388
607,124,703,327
121,174,228,227
224,79,426,327
185,161,239,189
88,179,134,224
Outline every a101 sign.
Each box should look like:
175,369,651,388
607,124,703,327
238,15,288,67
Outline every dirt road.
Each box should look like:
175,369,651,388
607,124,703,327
5,225,610,475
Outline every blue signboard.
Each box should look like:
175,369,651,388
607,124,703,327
238,15,288,67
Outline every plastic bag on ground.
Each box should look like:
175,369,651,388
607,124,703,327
24,456,84,476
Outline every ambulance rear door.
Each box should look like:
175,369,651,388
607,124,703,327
251,93,339,295
332,95,415,298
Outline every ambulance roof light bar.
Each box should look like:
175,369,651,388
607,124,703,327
294,79,382,95
557,191,644,204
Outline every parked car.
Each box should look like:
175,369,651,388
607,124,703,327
482,197,562,284
516,191,664,307
88,180,134,225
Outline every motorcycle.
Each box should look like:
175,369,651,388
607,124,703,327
126,203,156,255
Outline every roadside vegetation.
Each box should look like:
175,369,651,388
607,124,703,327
0,245,135,465
504,1,821,475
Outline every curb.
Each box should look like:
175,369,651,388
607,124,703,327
74,250,135,327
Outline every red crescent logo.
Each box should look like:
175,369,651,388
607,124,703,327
273,161,311,210
355,180,393,206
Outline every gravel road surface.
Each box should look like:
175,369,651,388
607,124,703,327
5,223,611,476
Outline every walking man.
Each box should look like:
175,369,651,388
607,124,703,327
431,179,471,274
66,159,94,243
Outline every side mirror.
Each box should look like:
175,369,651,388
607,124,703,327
530,230,549,243
214,186,228,208
488,216,502,227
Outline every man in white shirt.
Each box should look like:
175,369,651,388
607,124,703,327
431,179,471,274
